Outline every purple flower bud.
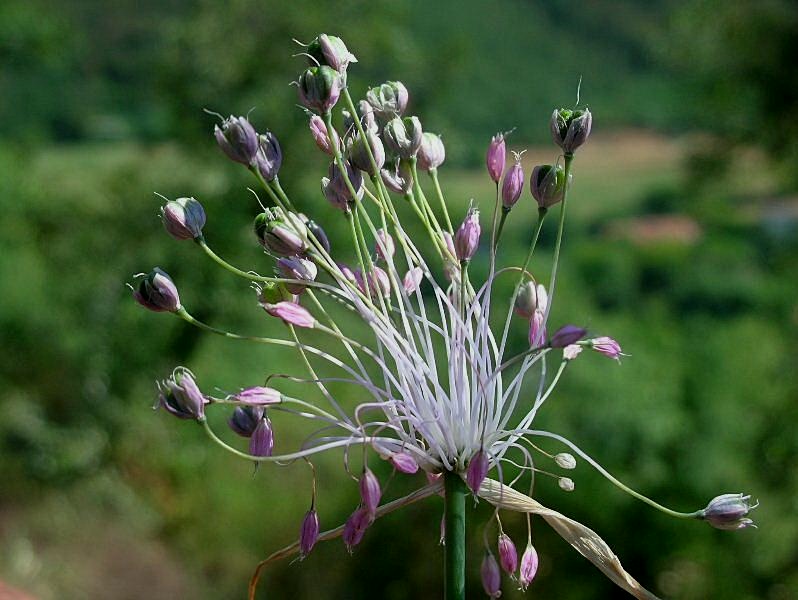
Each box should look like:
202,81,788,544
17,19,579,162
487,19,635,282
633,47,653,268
254,210,308,257
297,66,341,114
228,405,264,437
262,301,316,328
589,336,624,361
322,161,364,210
359,468,382,514
133,268,181,313
550,107,592,154
156,367,205,420
161,197,206,241
515,282,547,319
530,164,568,209
214,115,259,166
249,416,274,457
356,267,391,297
417,132,446,171
466,449,490,494
528,310,547,347
346,129,385,176
366,81,409,121
374,228,395,261
304,218,331,254
554,452,577,469
699,493,758,530
299,508,320,559
518,543,539,591
337,262,358,286
486,132,507,184
480,552,502,598
309,115,337,155
389,451,419,474
403,267,423,294
501,158,524,209
277,257,318,294
497,533,518,575
235,386,282,405
562,344,583,361
454,207,481,262
343,506,374,552
254,132,282,182
380,160,414,195
549,325,587,348
383,116,423,159
308,34,357,74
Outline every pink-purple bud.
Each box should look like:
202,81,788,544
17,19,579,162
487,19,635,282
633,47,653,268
466,449,490,494
156,367,206,420
454,207,481,262
480,552,502,598
277,256,318,294
308,34,357,74
518,543,539,591
528,310,547,347
501,159,524,209
417,132,445,171
589,336,624,361
380,160,413,195
161,197,206,240
322,161,363,210
374,229,395,261
359,468,382,514
389,451,419,474
228,405,264,437
235,386,282,405
366,81,409,121
309,115,337,155
299,508,320,559
249,416,274,457
549,325,587,348
497,533,518,575
699,493,758,530
530,164,568,209
356,267,391,297
403,267,423,294
262,301,315,328
346,129,385,175
550,107,592,155
254,210,308,257
214,115,259,166
486,132,507,184
383,115,423,159
254,131,282,181
343,506,374,552
297,66,341,114
133,268,181,313
514,282,547,319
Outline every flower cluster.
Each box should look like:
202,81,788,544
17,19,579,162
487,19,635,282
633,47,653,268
133,34,756,599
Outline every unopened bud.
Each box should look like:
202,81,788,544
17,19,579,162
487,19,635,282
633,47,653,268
133,268,181,313
249,416,274,457
501,158,524,209
359,468,382,514
518,543,539,591
343,100,378,135
304,218,331,254
389,451,419,474
530,164,568,209
380,160,413,195
343,506,373,552
262,301,315,328
374,229,395,261
497,533,518,575
309,115,337,155
417,132,445,171
307,34,357,74
454,207,481,262
563,344,583,361
254,132,282,181
466,449,490,494
161,197,206,240
322,161,364,210
156,367,205,420
486,132,507,184
589,336,624,361
403,267,423,294
554,453,576,470
254,210,308,257
549,325,587,348
228,405,264,437
481,552,502,598
550,107,592,154
235,386,282,406
346,129,385,176
383,116,423,159
299,508,320,559
699,493,758,530
514,282,547,319
528,310,547,347
366,81,409,121
298,66,341,114
214,115,259,166
277,257,318,294
558,477,575,492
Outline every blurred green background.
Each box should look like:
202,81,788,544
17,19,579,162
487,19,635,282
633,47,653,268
1,1,796,598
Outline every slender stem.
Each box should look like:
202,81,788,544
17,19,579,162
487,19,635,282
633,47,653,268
546,154,573,309
494,208,510,249
444,472,467,600
196,238,276,283
429,168,453,233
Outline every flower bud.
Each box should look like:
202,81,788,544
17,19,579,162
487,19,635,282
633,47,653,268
699,493,758,530
480,552,502,599
562,344,583,361
497,533,518,575
549,325,587,348
466,449,489,494
383,116,422,159
501,158,524,209
589,336,624,361
262,301,315,328
518,543,539,591
366,81,409,121
374,228,395,261
550,107,592,154
360,468,382,514
299,508,320,559
309,115,338,155
554,452,576,470
297,66,341,114
558,477,575,492
156,367,205,420
254,132,282,182
249,416,274,457
228,405,264,437
389,451,419,474
161,197,206,241
254,210,308,257
343,506,374,552
486,132,507,184
214,115,259,166
277,257,318,294
357,266,391,297
337,262,358,286
133,268,181,313
380,160,414,195
304,218,331,254
417,132,445,171
346,129,385,175
307,34,357,74
322,161,364,211
454,207,481,262
403,267,423,294
530,164,568,209
343,100,378,135
235,386,282,405
257,282,292,305
514,282,547,319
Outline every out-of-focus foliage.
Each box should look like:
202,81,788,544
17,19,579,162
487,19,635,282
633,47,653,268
1,1,797,599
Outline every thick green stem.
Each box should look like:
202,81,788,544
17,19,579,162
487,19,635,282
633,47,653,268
444,472,467,600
